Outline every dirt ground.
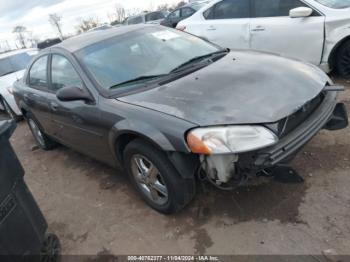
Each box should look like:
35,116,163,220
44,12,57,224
2,77,350,257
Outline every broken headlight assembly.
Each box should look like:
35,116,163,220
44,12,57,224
186,125,278,155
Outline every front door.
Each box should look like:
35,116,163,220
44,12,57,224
48,54,112,163
250,0,325,65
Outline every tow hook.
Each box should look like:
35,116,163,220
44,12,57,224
259,165,304,184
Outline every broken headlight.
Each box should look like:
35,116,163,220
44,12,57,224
187,126,278,155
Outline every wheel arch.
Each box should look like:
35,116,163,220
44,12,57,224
109,119,198,179
328,35,350,70
109,119,178,166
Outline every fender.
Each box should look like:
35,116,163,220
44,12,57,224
107,119,198,178
323,18,350,67
109,118,181,165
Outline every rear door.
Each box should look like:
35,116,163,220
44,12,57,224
250,0,325,65
197,0,251,49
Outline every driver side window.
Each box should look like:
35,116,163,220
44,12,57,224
51,55,83,92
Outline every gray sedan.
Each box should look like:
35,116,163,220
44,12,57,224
13,25,348,214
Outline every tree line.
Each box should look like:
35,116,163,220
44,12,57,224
11,1,187,49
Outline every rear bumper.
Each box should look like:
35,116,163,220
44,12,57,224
254,91,348,167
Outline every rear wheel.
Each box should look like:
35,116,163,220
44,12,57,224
26,112,57,150
336,40,350,79
123,139,195,214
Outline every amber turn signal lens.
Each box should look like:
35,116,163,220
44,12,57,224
187,133,211,155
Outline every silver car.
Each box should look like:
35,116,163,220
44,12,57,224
0,49,37,119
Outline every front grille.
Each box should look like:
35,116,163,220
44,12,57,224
255,91,337,167
278,92,325,137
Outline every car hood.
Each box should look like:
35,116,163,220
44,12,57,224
118,51,330,126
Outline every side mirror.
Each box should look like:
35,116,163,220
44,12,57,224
289,7,313,18
56,86,94,103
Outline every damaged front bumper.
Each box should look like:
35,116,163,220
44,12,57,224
253,91,347,168
200,91,348,187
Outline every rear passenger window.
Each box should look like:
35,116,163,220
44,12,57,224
29,56,48,88
252,0,309,17
204,0,250,20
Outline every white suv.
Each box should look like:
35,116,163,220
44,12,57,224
177,0,350,78
0,49,37,119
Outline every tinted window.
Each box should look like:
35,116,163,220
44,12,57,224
169,9,180,18
0,53,32,77
252,0,307,17
29,56,48,88
128,16,143,25
204,0,250,20
51,55,83,92
315,0,350,9
181,7,195,17
145,12,165,22
76,27,219,91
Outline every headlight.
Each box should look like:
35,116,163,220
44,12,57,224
187,126,278,155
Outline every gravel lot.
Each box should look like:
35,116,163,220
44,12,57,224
2,77,350,257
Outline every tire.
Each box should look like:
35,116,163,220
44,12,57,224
0,97,20,121
336,40,350,79
40,233,61,262
123,139,196,214
26,112,57,150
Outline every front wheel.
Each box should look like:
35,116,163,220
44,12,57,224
123,139,196,214
336,40,350,79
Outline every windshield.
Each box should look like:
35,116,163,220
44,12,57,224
76,27,220,91
0,52,32,77
315,0,350,8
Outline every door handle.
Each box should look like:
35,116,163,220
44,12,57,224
50,102,59,111
251,26,265,32
207,25,216,31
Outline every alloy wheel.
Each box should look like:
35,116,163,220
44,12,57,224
130,154,169,206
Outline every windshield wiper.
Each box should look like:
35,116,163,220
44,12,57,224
109,74,168,89
170,49,229,73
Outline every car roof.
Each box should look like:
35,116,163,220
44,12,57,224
0,48,37,60
54,24,155,53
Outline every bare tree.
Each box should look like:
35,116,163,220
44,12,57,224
49,13,64,39
157,3,169,12
175,1,186,8
12,25,27,48
115,3,126,24
75,17,100,33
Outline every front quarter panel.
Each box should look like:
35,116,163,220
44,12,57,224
322,9,350,64
101,98,197,166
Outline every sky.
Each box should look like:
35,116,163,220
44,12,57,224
0,0,181,49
